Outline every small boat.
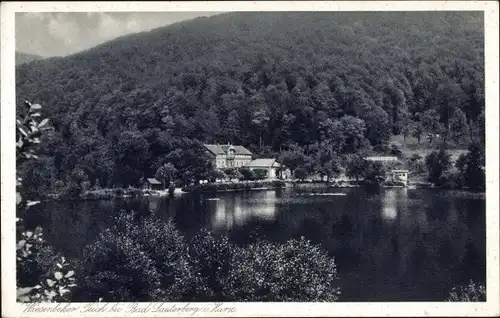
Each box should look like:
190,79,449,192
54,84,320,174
205,198,220,201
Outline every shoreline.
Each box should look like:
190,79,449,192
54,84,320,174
43,181,485,201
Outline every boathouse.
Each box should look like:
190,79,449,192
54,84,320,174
143,178,163,190
389,170,409,186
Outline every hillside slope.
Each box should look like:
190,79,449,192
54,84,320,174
15,52,44,65
15,12,485,190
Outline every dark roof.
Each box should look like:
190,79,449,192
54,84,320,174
146,178,162,185
204,144,252,156
245,158,280,168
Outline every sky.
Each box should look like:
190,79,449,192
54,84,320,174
16,12,219,57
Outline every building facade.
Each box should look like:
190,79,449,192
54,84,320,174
204,144,253,169
245,158,283,179
364,156,399,162
143,178,163,190
389,170,409,186
204,144,290,179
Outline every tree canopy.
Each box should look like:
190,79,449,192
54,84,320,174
15,12,484,191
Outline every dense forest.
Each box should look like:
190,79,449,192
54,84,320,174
15,12,485,195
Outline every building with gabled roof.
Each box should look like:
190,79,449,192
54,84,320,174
143,177,163,190
204,144,290,179
204,143,253,169
245,158,288,179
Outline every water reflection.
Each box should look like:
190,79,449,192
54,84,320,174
30,188,485,301
382,189,398,221
211,191,277,230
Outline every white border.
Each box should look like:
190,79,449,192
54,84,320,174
2,1,499,317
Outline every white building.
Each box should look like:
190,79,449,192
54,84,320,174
245,158,284,179
389,170,409,186
204,144,253,169
204,144,290,180
364,156,399,162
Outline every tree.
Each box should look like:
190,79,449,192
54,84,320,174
425,149,452,185
435,82,468,143
164,139,213,185
310,141,342,182
361,105,391,147
344,154,366,182
362,161,387,186
457,143,485,188
449,109,469,144
411,117,425,145
421,109,444,145
224,110,242,144
251,95,270,150
408,154,425,174
400,114,414,145
389,144,403,157
336,116,369,154
294,167,308,181
15,12,485,192
114,131,150,187
155,162,177,189
279,145,309,177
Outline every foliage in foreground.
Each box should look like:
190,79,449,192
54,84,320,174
78,214,195,301
446,280,486,302
16,101,76,302
226,237,340,301
78,213,341,302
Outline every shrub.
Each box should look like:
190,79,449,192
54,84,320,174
446,280,486,302
187,230,237,301
79,213,195,301
407,154,426,174
125,187,142,197
78,215,341,302
425,149,452,185
389,144,403,157
294,167,308,180
225,237,341,301
362,161,387,186
253,169,269,180
222,168,242,180
239,167,255,180
17,226,59,287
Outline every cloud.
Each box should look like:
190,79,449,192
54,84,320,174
16,12,218,57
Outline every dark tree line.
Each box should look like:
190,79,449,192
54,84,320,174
15,12,484,194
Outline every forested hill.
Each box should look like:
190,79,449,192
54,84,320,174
15,52,44,65
15,12,485,191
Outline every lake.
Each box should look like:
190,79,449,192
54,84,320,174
25,187,486,301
